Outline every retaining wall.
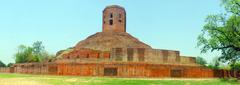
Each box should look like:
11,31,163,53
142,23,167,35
0,62,223,78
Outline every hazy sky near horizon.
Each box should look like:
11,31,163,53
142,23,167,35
0,0,223,64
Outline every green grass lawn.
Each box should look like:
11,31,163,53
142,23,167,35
0,73,239,85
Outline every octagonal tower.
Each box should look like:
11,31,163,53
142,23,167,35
102,5,126,32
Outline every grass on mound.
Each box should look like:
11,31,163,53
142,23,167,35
0,73,239,85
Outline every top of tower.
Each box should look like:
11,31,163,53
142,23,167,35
102,5,127,33
103,5,125,12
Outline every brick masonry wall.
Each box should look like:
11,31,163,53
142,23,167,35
110,48,196,65
0,67,11,73
59,48,197,65
62,48,106,59
1,63,239,78
0,62,219,78
12,63,48,74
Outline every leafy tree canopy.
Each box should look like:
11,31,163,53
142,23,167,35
15,41,53,63
196,56,207,66
230,62,240,70
0,60,6,67
7,63,14,67
198,0,240,66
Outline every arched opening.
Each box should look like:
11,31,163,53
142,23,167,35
119,14,122,22
109,19,113,25
110,13,113,18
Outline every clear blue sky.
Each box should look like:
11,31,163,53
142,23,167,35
0,0,223,64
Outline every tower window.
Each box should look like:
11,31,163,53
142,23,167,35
109,19,113,25
110,13,113,18
118,14,122,22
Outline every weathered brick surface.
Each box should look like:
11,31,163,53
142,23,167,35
62,48,103,59
59,48,198,66
102,5,126,33
109,48,197,65
0,62,214,78
11,63,48,74
0,67,11,73
2,62,239,78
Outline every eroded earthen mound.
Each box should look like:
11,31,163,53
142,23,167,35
74,32,151,51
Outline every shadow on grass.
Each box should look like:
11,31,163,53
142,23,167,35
220,78,240,84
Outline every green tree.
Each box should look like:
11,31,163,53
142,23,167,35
32,41,45,62
0,60,6,67
196,56,207,66
15,41,53,63
7,63,14,67
15,45,28,63
230,62,240,70
198,0,240,66
15,45,38,63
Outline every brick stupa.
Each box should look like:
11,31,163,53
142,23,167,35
8,5,214,78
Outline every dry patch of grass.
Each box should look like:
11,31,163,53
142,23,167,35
0,78,49,85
